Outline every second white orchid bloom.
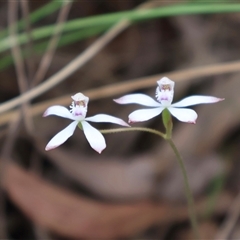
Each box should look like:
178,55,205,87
114,77,224,124
43,93,129,153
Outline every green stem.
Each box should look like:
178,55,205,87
100,127,166,139
167,138,200,239
101,126,199,238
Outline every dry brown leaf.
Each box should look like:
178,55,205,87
4,162,187,239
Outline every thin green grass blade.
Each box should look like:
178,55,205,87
1,3,240,54
0,25,109,70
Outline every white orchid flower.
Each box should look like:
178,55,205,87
43,93,129,153
114,77,224,124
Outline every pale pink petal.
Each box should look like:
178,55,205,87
85,114,129,127
43,105,76,120
171,95,224,107
168,107,197,124
128,107,164,123
114,94,161,107
45,121,78,151
81,121,106,154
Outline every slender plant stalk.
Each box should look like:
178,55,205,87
167,138,200,239
101,127,200,238
100,127,166,139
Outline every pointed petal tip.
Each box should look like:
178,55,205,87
43,110,48,117
116,119,130,127
122,121,131,127
212,97,225,103
43,107,55,117
93,145,105,154
190,117,197,124
45,145,55,151
113,98,121,104
114,117,130,127
113,97,129,104
207,96,225,103
210,97,225,103
81,121,107,154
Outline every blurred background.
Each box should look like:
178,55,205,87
0,0,240,239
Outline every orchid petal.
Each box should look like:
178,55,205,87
172,95,224,107
85,114,129,127
114,94,161,107
128,107,164,123
168,107,197,123
81,121,106,154
45,121,78,151
43,105,76,120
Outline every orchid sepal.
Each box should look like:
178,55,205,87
43,105,76,120
45,121,78,151
171,95,225,107
114,93,160,107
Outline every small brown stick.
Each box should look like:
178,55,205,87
20,0,35,81
214,192,240,240
8,0,34,134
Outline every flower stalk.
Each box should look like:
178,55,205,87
100,127,166,139
167,138,200,240
101,126,200,239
